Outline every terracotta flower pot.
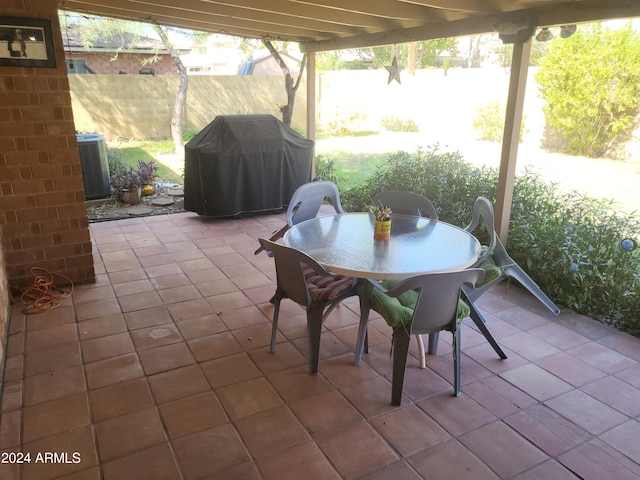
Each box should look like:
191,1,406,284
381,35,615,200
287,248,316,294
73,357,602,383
120,188,141,205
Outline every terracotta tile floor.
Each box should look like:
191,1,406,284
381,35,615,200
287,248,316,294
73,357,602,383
2,211,640,480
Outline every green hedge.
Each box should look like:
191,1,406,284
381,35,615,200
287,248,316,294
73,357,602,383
328,146,640,336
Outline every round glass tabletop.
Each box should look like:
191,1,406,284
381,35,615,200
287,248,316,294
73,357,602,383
284,213,480,280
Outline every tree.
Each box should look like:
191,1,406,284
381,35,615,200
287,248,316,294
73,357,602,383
536,22,640,157
239,38,307,127
262,40,306,126
59,12,160,68
315,51,349,71
59,11,205,155
152,22,188,155
354,39,459,72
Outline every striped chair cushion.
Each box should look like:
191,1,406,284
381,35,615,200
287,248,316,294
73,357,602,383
302,264,354,303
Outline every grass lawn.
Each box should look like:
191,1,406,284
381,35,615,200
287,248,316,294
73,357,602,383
316,151,384,189
108,135,386,190
107,133,640,214
109,138,184,184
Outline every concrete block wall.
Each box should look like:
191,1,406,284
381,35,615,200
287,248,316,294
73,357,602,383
70,75,173,139
316,68,546,142
67,67,544,144
184,75,308,132
0,0,95,287
69,74,308,140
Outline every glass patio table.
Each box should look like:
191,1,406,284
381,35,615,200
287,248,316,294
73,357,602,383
284,212,483,367
283,212,481,281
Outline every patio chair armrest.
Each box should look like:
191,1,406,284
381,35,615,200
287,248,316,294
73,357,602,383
254,224,289,255
366,278,389,294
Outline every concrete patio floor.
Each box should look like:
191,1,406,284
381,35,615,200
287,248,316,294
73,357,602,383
1,210,640,480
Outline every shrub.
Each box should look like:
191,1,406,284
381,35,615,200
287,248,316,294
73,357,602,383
380,115,419,133
109,166,142,192
182,129,199,142
107,155,157,194
314,155,341,186
340,147,640,336
472,101,526,143
508,180,640,333
136,159,158,185
536,23,640,157
324,109,368,136
341,145,496,224
107,147,128,180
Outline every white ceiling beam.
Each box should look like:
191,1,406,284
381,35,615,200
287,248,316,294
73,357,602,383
62,0,640,50
64,0,365,40
149,0,416,29
398,0,501,15
301,0,640,51
299,14,500,51
288,0,451,21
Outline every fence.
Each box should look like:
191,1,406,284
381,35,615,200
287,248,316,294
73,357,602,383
69,74,308,140
68,68,639,157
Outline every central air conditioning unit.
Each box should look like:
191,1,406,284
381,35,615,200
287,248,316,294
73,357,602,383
76,134,111,200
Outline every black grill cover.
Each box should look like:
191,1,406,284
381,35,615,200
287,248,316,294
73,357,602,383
184,114,313,217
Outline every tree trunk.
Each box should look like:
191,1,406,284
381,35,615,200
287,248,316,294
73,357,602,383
262,40,306,127
153,23,188,155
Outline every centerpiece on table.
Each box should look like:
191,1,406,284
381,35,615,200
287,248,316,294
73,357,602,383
368,202,392,240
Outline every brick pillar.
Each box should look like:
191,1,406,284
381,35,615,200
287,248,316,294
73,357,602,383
0,0,95,286
0,234,8,383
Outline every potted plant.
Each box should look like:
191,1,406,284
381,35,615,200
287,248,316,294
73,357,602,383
367,201,392,240
110,167,143,205
137,159,158,196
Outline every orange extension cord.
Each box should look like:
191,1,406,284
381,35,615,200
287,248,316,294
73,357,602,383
9,267,74,314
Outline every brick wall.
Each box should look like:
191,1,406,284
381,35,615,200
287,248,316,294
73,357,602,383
0,231,8,388
0,0,95,287
69,74,308,139
67,52,178,75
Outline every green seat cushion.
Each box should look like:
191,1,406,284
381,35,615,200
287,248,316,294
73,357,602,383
365,280,470,329
475,246,502,287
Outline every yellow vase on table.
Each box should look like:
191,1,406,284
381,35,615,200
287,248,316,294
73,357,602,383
374,219,391,240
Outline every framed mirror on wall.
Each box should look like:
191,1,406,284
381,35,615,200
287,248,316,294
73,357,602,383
0,16,57,68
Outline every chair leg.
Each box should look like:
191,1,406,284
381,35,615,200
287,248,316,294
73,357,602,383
364,331,369,354
467,301,508,360
355,282,372,366
322,301,341,321
453,328,461,397
391,329,411,406
269,296,282,353
504,265,560,315
416,335,426,369
427,332,439,355
307,307,323,374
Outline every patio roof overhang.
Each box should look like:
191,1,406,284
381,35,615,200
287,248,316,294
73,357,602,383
59,0,640,51
60,0,640,241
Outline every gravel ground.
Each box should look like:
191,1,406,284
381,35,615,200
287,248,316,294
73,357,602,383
86,183,185,222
